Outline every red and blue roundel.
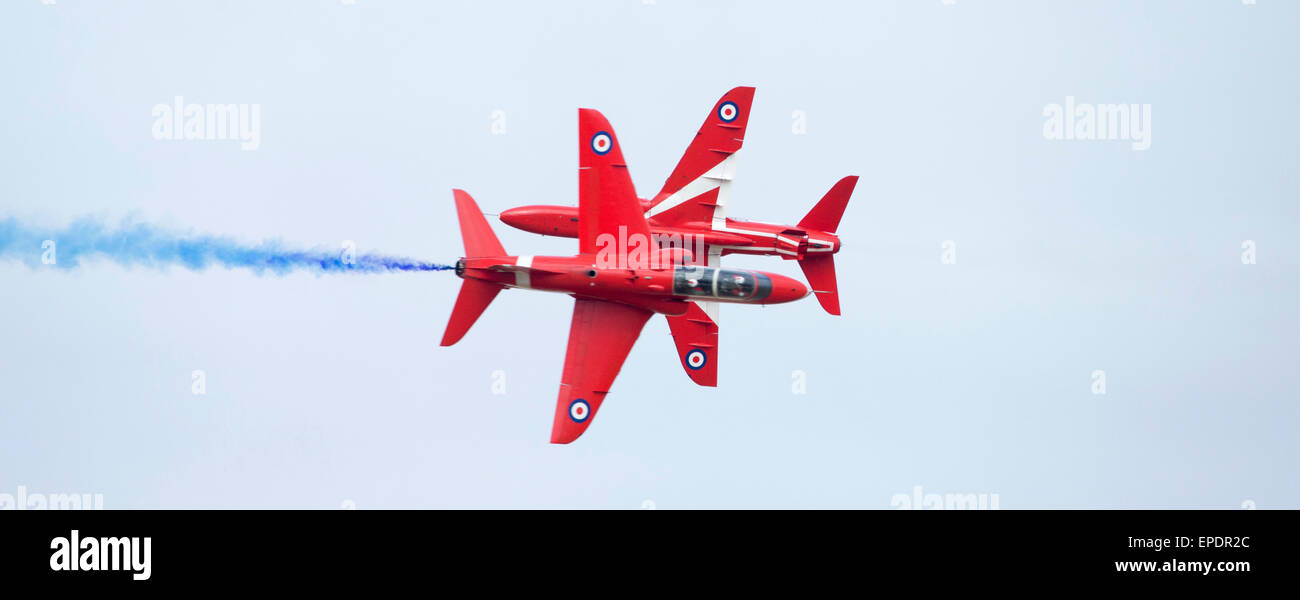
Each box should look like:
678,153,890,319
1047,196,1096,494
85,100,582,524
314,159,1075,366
685,349,708,370
717,101,739,123
590,131,613,155
569,399,591,423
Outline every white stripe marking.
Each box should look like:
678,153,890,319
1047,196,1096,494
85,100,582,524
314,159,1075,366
645,151,742,222
515,255,533,288
714,225,777,239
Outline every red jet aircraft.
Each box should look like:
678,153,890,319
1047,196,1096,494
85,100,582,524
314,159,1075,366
441,108,810,444
499,87,856,387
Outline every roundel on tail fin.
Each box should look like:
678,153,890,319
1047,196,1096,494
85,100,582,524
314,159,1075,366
590,131,613,155
685,349,708,370
569,399,591,423
718,101,739,123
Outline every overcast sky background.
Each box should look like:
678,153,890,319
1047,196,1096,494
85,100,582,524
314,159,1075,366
1,1,1296,508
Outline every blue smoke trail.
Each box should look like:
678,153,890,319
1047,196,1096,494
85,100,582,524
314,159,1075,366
0,216,454,275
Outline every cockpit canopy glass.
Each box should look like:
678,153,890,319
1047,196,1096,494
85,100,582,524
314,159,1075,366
672,267,772,301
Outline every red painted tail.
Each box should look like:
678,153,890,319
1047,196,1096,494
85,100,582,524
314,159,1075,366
442,189,507,346
798,255,840,316
440,279,503,346
798,176,857,233
797,176,855,315
453,189,507,258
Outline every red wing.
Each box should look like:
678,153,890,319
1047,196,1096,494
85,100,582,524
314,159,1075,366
578,108,653,255
664,302,718,387
550,298,653,444
645,86,754,228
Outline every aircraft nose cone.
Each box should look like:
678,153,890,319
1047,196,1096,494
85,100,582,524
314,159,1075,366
499,207,525,229
764,273,809,304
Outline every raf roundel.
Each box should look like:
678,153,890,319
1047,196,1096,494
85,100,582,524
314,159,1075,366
590,131,613,155
685,349,708,370
717,101,739,123
569,399,591,423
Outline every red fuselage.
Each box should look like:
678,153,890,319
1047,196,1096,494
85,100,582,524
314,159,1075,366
499,204,842,262
456,254,808,316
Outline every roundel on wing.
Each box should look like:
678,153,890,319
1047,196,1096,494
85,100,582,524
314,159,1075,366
590,131,613,155
717,101,739,123
569,398,591,423
685,349,708,370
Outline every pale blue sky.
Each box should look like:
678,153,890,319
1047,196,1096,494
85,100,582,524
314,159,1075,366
1,1,1296,508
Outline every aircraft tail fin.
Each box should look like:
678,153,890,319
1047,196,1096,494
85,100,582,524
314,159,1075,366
442,188,507,346
798,176,858,233
798,255,840,316
453,189,507,258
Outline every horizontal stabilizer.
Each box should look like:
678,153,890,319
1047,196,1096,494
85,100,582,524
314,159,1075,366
799,176,858,234
440,278,504,346
798,255,840,316
453,189,507,258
